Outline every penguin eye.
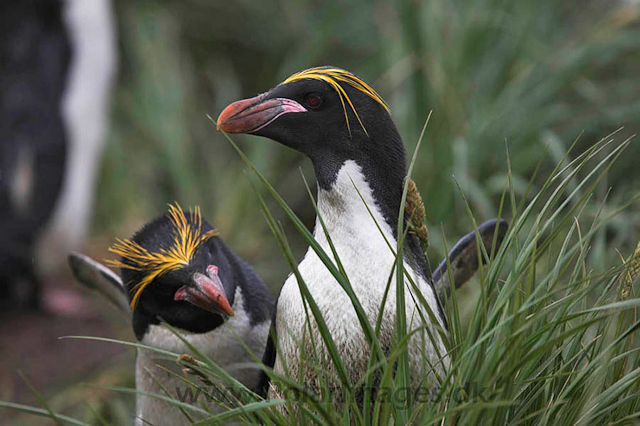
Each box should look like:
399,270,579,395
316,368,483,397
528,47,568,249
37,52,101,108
304,93,322,109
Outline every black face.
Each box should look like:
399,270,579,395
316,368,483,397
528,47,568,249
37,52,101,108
119,214,235,340
217,68,441,322
217,70,408,226
255,80,355,152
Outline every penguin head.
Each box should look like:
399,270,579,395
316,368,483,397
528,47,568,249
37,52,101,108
108,204,234,339
217,66,407,190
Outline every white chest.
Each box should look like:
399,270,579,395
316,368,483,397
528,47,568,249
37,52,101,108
134,288,270,426
273,161,448,392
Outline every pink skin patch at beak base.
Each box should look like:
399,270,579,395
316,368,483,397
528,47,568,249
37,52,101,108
216,96,306,133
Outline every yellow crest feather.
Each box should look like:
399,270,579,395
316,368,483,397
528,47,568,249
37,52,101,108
107,203,218,310
282,66,390,137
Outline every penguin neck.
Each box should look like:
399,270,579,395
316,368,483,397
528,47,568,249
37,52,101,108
313,159,430,280
315,160,397,240
132,304,225,341
319,156,405,227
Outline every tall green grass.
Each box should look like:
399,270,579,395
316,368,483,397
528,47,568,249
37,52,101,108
97,0,640,287
3,129,638,425
5,1,640,423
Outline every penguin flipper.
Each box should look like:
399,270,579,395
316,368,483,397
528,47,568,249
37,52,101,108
433,219,508,299
68,252,130,315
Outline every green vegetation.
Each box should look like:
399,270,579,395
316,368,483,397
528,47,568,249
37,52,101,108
98,0,640,285
3,0,640,424
4,127,639,425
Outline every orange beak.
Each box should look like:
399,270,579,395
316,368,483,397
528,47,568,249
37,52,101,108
217,95,306,133
174,271,234,317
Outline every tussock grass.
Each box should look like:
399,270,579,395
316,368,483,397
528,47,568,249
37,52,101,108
98,0,640,287
3,129,639,425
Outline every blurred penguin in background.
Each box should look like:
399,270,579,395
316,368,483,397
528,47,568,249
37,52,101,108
0,0,116,310
0,0,71,309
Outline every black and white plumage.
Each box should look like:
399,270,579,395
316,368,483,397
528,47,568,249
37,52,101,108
216,67,443,400
41,0,116,266
69,204,273,425
217,67,507,403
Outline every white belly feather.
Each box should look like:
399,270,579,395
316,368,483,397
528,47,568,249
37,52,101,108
135,288,270,426
271,160,448,400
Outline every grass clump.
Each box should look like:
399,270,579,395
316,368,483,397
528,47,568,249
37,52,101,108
2,130,638,425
